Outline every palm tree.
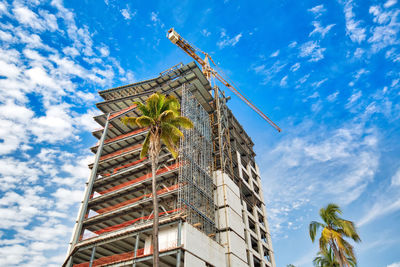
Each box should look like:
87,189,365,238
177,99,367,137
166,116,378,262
121,92,193,267
313,247,356,267
309,204,361,267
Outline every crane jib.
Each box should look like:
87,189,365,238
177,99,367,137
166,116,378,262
167,28,281,132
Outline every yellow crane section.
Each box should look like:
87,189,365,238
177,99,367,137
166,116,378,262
167,28,281,132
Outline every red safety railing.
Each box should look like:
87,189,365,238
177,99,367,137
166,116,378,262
95,127,149,147
95,183,180,214
92,162,180,198
73,245,177,267
94,208,180,235
102,157,147,177
99,144,142,162
108,104,137,120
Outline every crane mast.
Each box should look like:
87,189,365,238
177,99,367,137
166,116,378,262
167,28,281,132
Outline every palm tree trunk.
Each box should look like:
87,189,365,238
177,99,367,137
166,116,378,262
150,131,160,267
330,241,345,267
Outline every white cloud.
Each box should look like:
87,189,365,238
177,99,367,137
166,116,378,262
290,62,301,72
308,4,326,18
120,6,136,20
309,21,335,38
30,104,75,143
150,11,164,28
270,50,280,57
354,47,364,58
201,29,211,37
252,60,287,84
299,41,326,62
327,91,339,102
311,78,328,88
358,198,400,226
289,41,297,48
13,6,45,31
346,90,362,108
343,0,366,43
368,4,400,51
0,1,137,266
217,30,243,49
280,75,288,87
388,262,400,267
261,120,379,235
392,168,400,186
384,0,398,8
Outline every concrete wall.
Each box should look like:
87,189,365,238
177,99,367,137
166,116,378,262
182,223,226,267
144,224,178,255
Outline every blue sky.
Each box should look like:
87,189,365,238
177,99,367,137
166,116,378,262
0,0,399,266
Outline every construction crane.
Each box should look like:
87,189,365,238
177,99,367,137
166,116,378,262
167,28,281,132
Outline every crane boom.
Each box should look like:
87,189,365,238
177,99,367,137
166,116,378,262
167,28,281,132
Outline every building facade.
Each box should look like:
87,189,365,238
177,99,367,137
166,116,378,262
64,62,276,267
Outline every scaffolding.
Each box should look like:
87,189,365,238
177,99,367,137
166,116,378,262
178,85,216,236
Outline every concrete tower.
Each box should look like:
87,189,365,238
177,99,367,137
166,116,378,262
64,62,276,267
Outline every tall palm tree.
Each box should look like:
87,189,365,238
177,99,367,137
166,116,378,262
313,247,356,267
121,92,193,267
309,204,361,267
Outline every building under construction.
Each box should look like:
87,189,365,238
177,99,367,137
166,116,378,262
64,62,276,267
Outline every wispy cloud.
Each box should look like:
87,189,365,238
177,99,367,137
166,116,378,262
217,28,242,48
343,0,366,43
0,1,134,265
120,5,137,20
308,4,326,18
290,62,301,72
384,0,398,8
201,29,211,37
270,49,280,57
309,21,335,38
368,4,400,51
299,41,326,62
358,197,400,226
261,120,379,236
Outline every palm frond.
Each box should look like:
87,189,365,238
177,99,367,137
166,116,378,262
170,116,194,129
121,116,138,126
156,94,165,116
309,221,323,242
133,101,150,116
161,134,178,158
140,132,151,159
159,110,175,122
136,116,155,127
162,95,180,114
161,122,184,139
146,93,160,117
339,220,361,242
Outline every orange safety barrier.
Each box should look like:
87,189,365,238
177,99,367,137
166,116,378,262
105,127,148,145
95,183,181,214
108,104,137,120
94,162,180,196
93,208,180,235
73,246,177,267
99,144,142,162
103,157,147,177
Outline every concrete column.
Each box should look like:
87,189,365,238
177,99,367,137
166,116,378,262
89,246,96,267
66,113,111,267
